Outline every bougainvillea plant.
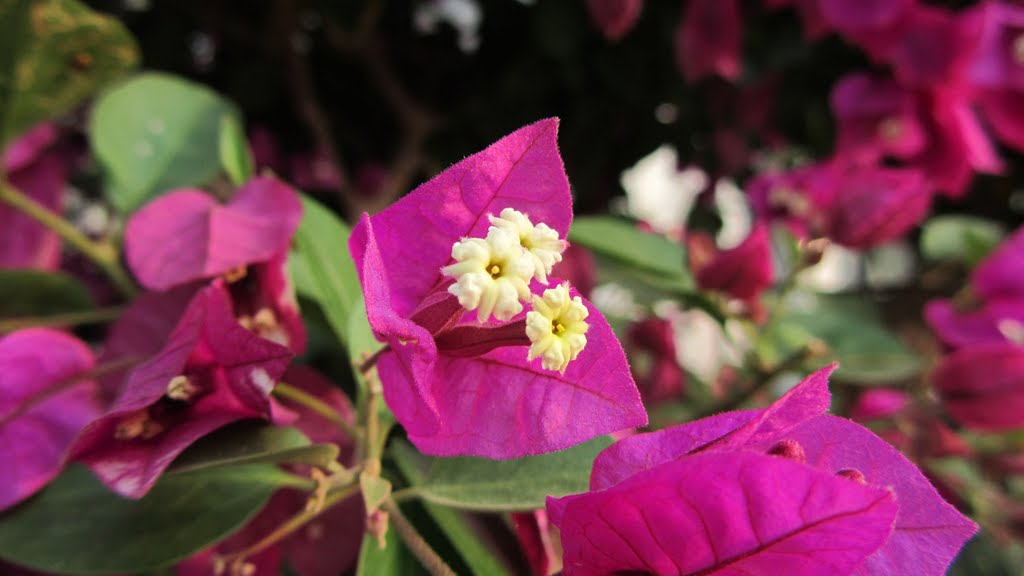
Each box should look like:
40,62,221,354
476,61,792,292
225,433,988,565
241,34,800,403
1,0,1022,574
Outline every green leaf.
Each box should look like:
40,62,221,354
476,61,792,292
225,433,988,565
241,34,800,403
0,463,285,574
921,215,1006,267
392,445,514,576
0,269,93,317
218,113,253,186
355,521,425,576
390,436,612,512
167,421,338,475
360,473,393,514
89,72,238,213
289,195,361,347
761,293,922,384
569,216,692,287
0,0,138,149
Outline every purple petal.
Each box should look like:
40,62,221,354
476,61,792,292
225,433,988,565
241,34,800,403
826,164,931,249
818,0,910,34
830,73,926,161
696,224,774,301
125,176,303,291
933,341,1024,432
349,119,571,319
849,389,910,422
782,415,978,575
0,329,101,511
71,285,293,498
972,227,1024,300
388,295,646,458
550,451,898,576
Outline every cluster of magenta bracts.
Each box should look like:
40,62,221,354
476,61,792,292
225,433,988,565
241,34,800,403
592,0,1024,251
2,111,989,574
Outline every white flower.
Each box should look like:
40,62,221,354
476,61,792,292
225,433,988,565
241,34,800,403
525,283,589,373
488,208,566,284
441,228,533,322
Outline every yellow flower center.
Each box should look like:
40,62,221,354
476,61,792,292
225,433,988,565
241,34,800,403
165,375,198,401
525,283,589,373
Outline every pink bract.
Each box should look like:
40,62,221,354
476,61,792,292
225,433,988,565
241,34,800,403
124,176,303,291
0,329,101,512
0,123,68,270
348,119,646,458
933,341,1024,432
552,365,976,575
695,224,774,301
675,0,741,83
70,284,292,498
585,0,643,42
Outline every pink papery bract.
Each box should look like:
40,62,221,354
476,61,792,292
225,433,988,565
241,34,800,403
585,0,643,42
824,163,931,249
0,329,101,511
575,365,976,575
349,119,646,458
549,451,898,576
695,224,774,301
70,284,292,498
973,227,1024,301
124,176,302,291
1,123,67,270
934,341,1024,432
925,298,1024,349
676,0,741,83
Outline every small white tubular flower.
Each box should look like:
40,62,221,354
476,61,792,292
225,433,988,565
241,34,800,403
525,283,589,373
441,228,533,322
488,208,567,284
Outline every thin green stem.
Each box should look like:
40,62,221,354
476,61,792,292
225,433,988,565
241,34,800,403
273,381,361,440
0,180,137,297
0,306,124,334
383,499,456,576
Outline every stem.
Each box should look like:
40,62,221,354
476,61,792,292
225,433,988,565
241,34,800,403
219,482,360,565
383,499,456,576
0,306,124,334
273,381,361,440
357,345,388,376
698,342,825,417
365,376,382,463
0,181,137,297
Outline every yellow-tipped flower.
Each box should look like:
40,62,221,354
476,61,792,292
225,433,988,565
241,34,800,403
526,283,589,373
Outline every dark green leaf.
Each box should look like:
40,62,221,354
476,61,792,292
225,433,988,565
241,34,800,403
569,216,691,286
167,421,337,475
218,113,254,186
0,269,92,317
761,293,922,384
0,464,285,574
0,0,138,148
921,215,1006,267
390,436,612,511
89,72,238,213
392,445,514,575
290,195,361,347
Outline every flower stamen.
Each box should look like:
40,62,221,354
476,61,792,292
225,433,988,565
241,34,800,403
526,283,589,373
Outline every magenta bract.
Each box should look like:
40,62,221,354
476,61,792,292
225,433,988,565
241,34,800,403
1,123,67,270
551,365,976,575
124,176,303,291
676,0,741,83
70,284,293,498
934,341,1024,432
695,224,774,301
0,329,101,512
585,0,643,42
349,119,646,458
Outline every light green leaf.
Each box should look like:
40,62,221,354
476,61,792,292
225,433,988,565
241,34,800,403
0,269,93,318
0,464,285,574
360,473,392,514
391,436,612,512
355,521,425,576
569,216,691,288
167,421,338,475
89,72,238,213
290,195,361,347
218,113,254,186
921,215,1006,267
0,0,138,149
